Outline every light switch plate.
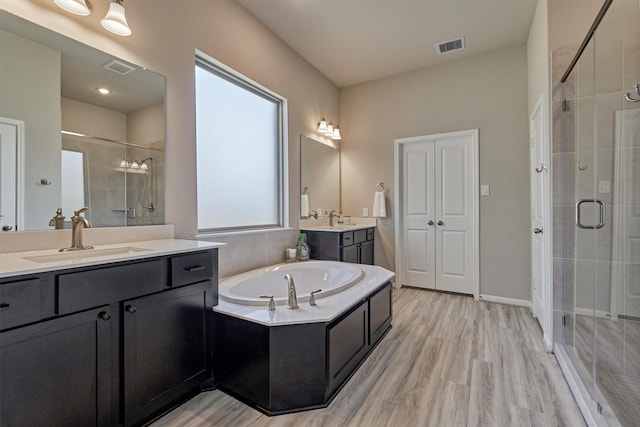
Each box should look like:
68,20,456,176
481,185,490,196
363,208,369,217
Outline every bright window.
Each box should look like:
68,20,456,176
60,150,85,216
195,54,287,232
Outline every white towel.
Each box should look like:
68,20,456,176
373,190,386,217
301,194,310,217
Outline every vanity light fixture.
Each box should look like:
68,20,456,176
54,0,132,36
130,160,140,169
53,0,91,16
317,118,342,140
119,159,129,168
101,0,132,36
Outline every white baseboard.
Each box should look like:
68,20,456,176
479,294,532,309
574,307,610,319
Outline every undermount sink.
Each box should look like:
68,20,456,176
23,246,150,264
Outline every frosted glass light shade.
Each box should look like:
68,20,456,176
53,0,91,16
101,0,132,36
317,118,328,134
332,126,341,140
326,122,334,135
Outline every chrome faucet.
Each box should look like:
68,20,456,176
60,207,93,252
329,210,340,227
284,274,298,309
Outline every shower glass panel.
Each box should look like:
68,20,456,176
556,0,640,424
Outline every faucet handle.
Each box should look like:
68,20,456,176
74,207,89,216
260,295,276,311
309,289,322,306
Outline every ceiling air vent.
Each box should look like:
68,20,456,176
436,37,465,55
103,59,136,75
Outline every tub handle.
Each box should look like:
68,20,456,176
309,289,322,306
260,295,276,311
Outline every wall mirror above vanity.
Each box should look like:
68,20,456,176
0,9,166,232
300,134,340,218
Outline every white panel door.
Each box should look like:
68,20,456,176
398,130,477,296
402,142,435,289
435,136,475,294
0,121,18,232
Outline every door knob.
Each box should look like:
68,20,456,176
437,220,444,226
427,220,434,225
2,225,12,231
533,228,543,234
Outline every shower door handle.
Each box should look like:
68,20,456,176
575,199,605,229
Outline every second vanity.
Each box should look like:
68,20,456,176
0,231,224,426
300,219,376,265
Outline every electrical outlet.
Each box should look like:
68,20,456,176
363,207,369,217
598,181,610,193
481,185,490,196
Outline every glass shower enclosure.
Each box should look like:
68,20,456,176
553,0,640,425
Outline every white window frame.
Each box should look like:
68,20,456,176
195,50,288,234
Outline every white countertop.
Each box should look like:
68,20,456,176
0,239,225,278
213,263,395,326
300,224,373,232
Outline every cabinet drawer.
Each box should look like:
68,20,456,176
354,229,368,244
366,228,374,240
340,232,354,246
170,251,213,287
0,279,40,330
58,260,164,314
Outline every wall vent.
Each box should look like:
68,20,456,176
103,59,136,75
436,37,465,55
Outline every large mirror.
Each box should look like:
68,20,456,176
0,10,165,231
300,134,340,218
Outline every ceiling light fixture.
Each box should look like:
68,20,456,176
101,0,132,36
53,0,91,16
97,87,110,95
317,118,342,140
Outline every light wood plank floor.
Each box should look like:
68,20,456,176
152,287,586,427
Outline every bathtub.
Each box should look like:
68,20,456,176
219,260,363,306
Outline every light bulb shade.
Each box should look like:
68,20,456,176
101,1,132,36
130,161,139,169
140,162,148,170
54,0,91,16
332,126,342,140
317,118,328,134
326,123,334,135
120,159,127,168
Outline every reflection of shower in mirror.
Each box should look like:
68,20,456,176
139,157,155,212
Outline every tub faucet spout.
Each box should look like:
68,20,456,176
284,274,298,309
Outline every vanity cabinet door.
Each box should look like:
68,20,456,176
369,283,392,346
326,300,369,397
359,239,374,265
0,306,113,427
122,281,212,426
341,244,359,263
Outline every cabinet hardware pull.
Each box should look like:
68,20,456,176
184,265,205,272
125,305,137,313
0,303,10,311
98,311,111,321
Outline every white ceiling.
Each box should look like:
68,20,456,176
236,0,539,87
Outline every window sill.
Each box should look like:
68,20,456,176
195,227,297,239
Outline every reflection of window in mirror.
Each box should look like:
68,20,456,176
61,150,85,222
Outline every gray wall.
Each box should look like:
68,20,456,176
340,45,531,301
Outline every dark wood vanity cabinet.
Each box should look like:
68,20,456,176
305,228,375,265
0,248,218,427
123,281,211,425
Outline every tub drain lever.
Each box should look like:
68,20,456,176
309,289,322,306
260,295,276,311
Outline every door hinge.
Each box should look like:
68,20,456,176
562,99,568,111
597,402,603,415
561,314,567,326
